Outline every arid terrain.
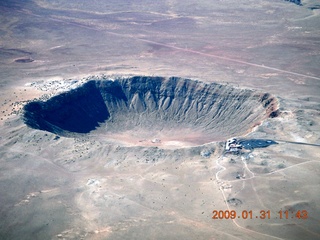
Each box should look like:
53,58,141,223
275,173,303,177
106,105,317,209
0,0,320,239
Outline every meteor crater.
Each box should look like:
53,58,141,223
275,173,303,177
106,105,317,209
23,76,279,147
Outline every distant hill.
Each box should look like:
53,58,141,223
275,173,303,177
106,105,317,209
284,0,302,6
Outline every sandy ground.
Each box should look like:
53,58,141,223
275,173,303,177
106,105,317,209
0,0,320,239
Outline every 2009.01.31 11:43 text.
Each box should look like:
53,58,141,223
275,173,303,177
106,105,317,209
212,210,308,220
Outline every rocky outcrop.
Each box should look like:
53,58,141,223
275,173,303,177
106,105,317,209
23,76,279,139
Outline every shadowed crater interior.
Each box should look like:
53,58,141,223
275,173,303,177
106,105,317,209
23,76,279,147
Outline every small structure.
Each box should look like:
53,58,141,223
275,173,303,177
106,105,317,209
200,149,211,158
225,138,242,152
151,138,161,143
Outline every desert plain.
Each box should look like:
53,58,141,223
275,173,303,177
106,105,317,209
0,0,320,239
